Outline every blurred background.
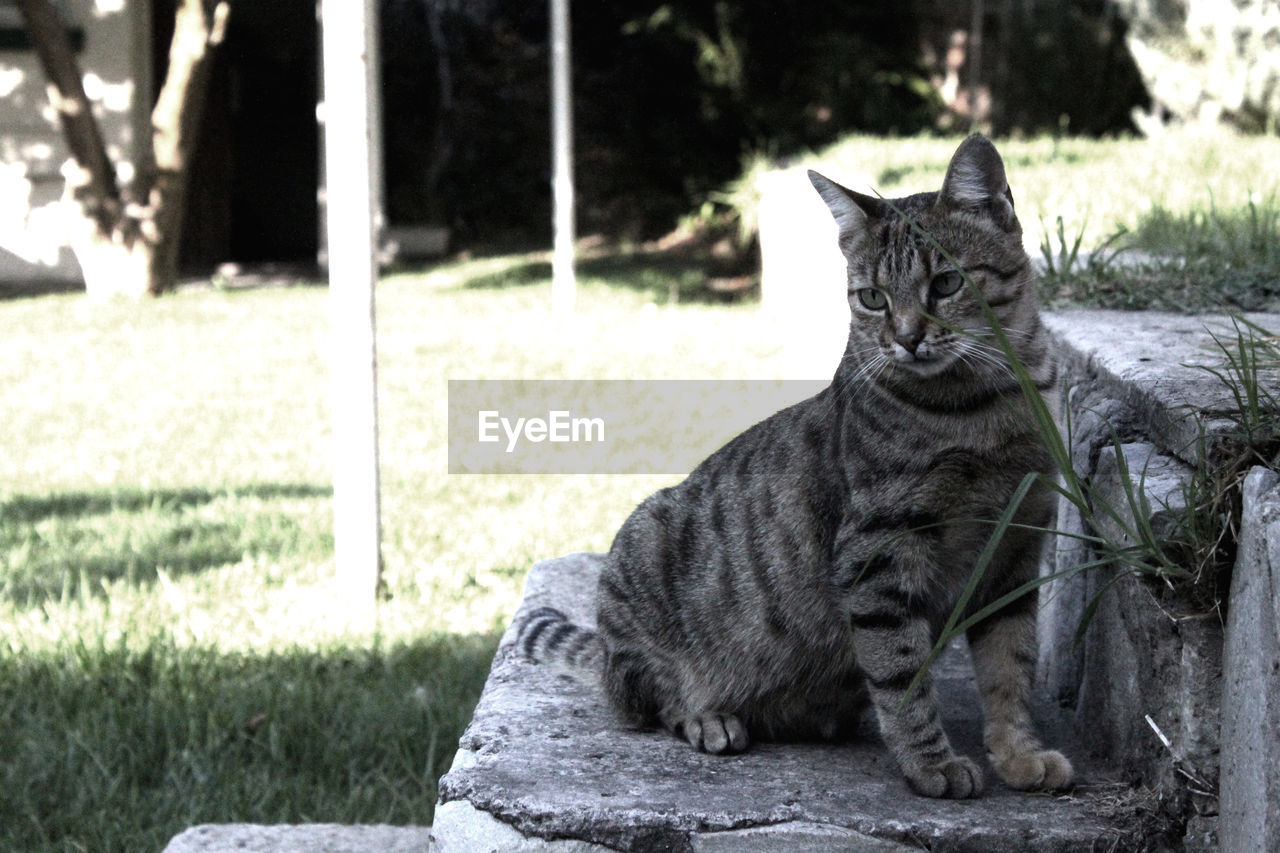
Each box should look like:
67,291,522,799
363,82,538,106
1,3,1278,851
2,0,1276,289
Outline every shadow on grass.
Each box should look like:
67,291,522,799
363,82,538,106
1,484,332,526
455,250,758,304
0,630,499,853
0,279,85,301
0,484,334,606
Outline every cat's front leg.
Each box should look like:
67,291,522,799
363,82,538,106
846,588,983,798
966,596,1074,791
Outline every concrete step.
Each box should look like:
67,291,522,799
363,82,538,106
162,824,431,853
1043,309,1280,466
432,552,1130,853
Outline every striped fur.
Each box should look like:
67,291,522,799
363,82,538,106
515,606,605,682
517,136,1072,798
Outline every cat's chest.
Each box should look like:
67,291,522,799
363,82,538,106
839,402,1051,550
852,401,1043,484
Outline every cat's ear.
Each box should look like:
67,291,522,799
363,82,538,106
808,170,883,251
938,135,1018,232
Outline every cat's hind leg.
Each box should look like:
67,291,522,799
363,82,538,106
966,595,1074,791
599,641,749,752
660,708,750,754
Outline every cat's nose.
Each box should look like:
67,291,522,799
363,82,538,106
894,324,925,355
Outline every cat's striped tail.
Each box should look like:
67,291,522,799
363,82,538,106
514,606,605,682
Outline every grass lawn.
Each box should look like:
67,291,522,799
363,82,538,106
0,267,787,852
1,128,1277,852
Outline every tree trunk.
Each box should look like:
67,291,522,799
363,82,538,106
16,0,124,234
147,0,230,295
18,0,229,297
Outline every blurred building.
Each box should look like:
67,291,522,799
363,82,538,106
0,0,320,287
1,0,151,284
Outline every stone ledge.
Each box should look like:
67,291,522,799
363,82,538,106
161,823,431,853
1219,467,1280,852
1043,310,1280,465
432,552,1126,853
432,801,923,852
1032,311,1280,850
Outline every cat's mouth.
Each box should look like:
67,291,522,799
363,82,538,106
889,342,954,377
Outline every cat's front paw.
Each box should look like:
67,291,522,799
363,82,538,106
675,713,749,754
992,748,1074,791
906,755,985,799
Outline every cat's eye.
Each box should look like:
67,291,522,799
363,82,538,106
856,288,888,311
931,270,965,298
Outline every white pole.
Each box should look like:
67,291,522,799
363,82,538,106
969,0,984,132
550,0,575,314
321,0,383,603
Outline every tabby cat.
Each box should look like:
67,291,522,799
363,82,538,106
517,135,1073,799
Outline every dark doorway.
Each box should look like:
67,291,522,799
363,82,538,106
154,0,320,272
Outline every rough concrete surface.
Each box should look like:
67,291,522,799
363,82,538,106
433,553,1126,853
1040,528,1222,797
1090,441,1194,545
1219,467,1280,853
1043,310,1280,465
1037,319,1233,849
161,824,431,853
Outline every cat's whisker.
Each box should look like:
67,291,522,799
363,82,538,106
952,338,1014,375
976,348,1023,379
960,342,1008,364
963,336,1020,358
841,352,890,398
960,327,1036,346
839,344,884,367
962,326,1035,337
957,347,1018,385
860,354,890,392
961,342,1013,369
